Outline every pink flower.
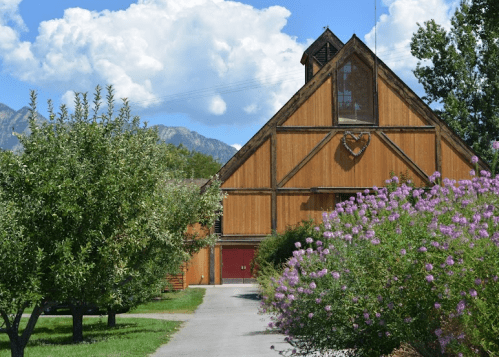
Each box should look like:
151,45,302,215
471,156,478,164
493,141,499,150
305,237,313,244
426,275,434,282
331,272,340,279
445,256,455,266
294,242,301,248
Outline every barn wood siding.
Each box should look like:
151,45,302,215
385,132,436,177
166,223,210,289
222,139,270,188
441,136,474,181
277,132,326,182
378,78,427,127
223,193,272,234
282,77,332,127
277,193,335,232
186,248,210,285
214,245,221,284
165,264,187,290
284,133,426,188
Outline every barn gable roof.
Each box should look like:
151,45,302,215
202,30,487,191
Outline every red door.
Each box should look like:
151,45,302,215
222,246,255,283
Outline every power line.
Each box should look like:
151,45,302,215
127,48,417,108
128,69,303,107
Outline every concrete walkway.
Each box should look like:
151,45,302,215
151,284,289,357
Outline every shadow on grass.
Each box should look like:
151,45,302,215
0,320,163,349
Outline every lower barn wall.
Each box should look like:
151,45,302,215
164,264,187,291
166,223,218,289
186,245,222,286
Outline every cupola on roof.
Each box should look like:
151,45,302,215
301,28,345,83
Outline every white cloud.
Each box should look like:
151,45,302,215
243,103,258,114
0,0,26,30
231,143,242,150
364,0,457,80
61,90,76,110
0,0,305,126
209,94,227,115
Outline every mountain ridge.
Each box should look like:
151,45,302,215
0,103,237,164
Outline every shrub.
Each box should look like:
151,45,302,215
261,168,499,357
253,220,324,303
253,220,324,274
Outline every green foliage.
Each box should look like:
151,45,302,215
185,149,221,178
0,86,224,353
252,220,324,302
0,194,43,327
410,0,499,164
252,220,323,275
160,143,221,179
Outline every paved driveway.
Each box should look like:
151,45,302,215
151,284,289,357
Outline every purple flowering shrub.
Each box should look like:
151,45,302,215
261,168,499,356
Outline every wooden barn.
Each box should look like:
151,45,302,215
178,29,488,287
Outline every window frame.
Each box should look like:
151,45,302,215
333,53,379,127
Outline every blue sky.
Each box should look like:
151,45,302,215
0,0,457,150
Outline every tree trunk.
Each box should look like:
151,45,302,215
107,311,116,328
8,333,24,357
70,304,85,343
1,303,50,357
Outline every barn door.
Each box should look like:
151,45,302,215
222,246,256,284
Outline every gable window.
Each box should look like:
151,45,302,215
337,55,374,124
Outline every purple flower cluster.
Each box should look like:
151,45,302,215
261,171,499,356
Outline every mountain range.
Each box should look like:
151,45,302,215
0,103,237,164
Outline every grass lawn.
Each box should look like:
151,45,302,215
22,287,205,315
128,287,206,314
0,317,181,357
2,287,206,356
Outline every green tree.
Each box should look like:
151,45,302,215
410,0,499,163
185,150,222,178
0,192,48,357
0,86,223,356
161,143,222,179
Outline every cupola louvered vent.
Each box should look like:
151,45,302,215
314,43,338,66
301,29,344,83
315,45,327,65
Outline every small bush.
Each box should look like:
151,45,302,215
252,220,324,304
252,220,324,274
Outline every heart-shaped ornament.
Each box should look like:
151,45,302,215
341,131,371,157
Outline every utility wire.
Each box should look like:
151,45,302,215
127,48,416,107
